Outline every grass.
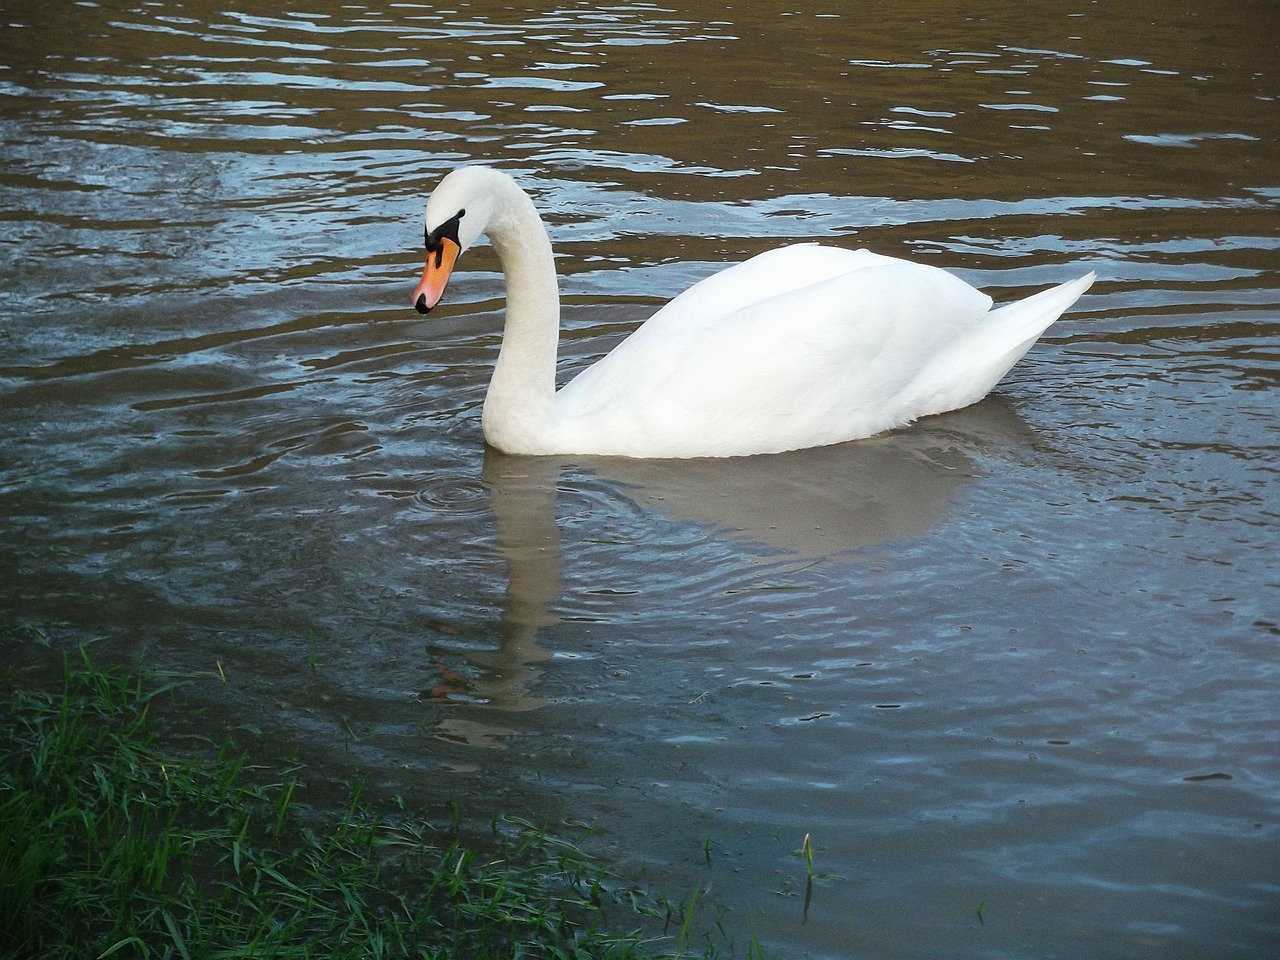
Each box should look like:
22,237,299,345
800,834,814,921
0,647,717,960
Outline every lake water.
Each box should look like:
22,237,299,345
1,1,1277,956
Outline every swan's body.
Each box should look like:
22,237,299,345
412,166,1094,459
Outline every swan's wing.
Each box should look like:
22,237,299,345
557,255,994,457
563,245,924,402
634,244,889,338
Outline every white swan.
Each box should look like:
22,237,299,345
412,166,1094,459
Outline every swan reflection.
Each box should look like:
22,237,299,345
430,398,1039,745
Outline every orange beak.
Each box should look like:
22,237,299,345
412,236,460,314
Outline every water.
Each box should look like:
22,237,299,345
2,1,1278,956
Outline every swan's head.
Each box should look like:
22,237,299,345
412,167,499,315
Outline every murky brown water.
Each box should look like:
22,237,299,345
2,1,1278,956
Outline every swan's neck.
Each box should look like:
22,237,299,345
481,183,562,454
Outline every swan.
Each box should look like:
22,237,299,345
411,166,1094,459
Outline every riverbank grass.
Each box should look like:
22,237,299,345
0,650,695,959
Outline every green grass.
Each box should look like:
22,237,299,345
0,648,714,960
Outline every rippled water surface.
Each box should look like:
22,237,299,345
2,1,1278,957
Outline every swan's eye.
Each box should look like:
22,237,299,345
425,208,466,252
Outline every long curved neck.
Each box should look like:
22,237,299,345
481,179,562,454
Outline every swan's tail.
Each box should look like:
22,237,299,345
985,271,1096,345
907,271,1096,417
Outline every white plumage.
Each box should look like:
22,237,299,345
412,166,1094,459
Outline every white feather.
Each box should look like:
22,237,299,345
419,167,1094,459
